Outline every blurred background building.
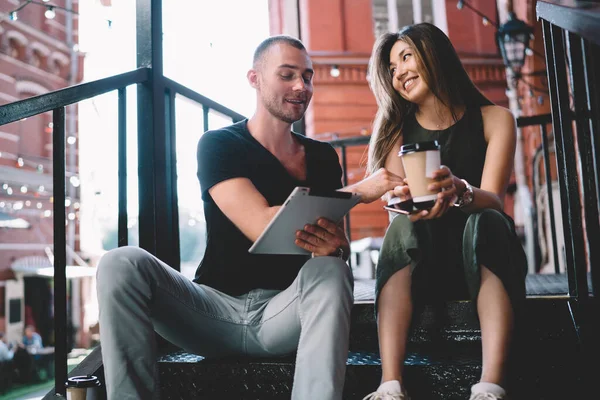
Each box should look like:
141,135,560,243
0,0,86,349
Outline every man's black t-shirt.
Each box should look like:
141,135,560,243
194,120,343,296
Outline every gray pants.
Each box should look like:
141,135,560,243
96,246,353,400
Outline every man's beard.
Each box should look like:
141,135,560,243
262,94,306,123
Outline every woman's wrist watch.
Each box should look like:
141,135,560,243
454,179,474,208
335,247,345,260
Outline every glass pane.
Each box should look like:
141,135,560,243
173,95,206,280
162,0,269,117
79,85,139,255
79,1,136,80
208,109,234,131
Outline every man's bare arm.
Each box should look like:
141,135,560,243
209,177,280,242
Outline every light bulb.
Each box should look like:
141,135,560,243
45,7,56,20
330,65,340,78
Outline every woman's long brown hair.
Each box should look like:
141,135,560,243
366,23,493,174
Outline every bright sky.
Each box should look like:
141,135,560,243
77,0,269,255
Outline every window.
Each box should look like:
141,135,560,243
9,298,22,324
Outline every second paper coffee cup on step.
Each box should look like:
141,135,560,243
66,375,102,400
398,140,441,210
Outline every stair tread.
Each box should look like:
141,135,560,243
158,349,482,366
354,273,593,302
157,348,588,399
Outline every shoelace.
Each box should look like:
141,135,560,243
470,393,502,400
362,391,406,400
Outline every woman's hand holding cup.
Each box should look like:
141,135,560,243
421,165,457,219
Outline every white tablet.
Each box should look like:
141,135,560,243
248,187,361,255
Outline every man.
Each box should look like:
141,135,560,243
0,332,14,362
22,326,43,351
97,35,401,400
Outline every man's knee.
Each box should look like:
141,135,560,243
299,257,353,300
96,246,153,294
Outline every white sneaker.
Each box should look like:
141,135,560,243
469,382,507,400
469,394,506,400
362,380,410,400
362,391,408,400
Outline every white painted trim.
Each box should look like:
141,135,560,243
0,131,19,142
49,51,70,66
0,243,51,250
432,0,448,35
45,19,67,33
0,92,19,102
16,80,49,95
29,41,51,57
282,0,300,38
0,72,16,84
388,0,399,32
4,30,29,48
0,53,67,85
412,0,423,24
0,17,71,53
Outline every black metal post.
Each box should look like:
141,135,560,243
203,105,209,132
137,0,179,268
166,89,181,270
539,124,561,274
137,0,158,256
53,107,67,397
118,88,128,247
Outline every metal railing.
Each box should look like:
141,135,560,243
329,135,370,245
538,1,599,301
0,67,242,400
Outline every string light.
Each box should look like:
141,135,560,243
4,0,113,28
456,0,499,28
330,65,341,78
44,6,56,20
0,196,80,221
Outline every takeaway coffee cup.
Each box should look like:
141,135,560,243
66,375,101,400
398,140,441,210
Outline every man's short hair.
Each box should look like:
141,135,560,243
253,35,306,68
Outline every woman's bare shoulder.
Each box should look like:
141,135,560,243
480,105,516,142
480,105,514,124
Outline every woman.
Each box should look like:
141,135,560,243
363,23,527,400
